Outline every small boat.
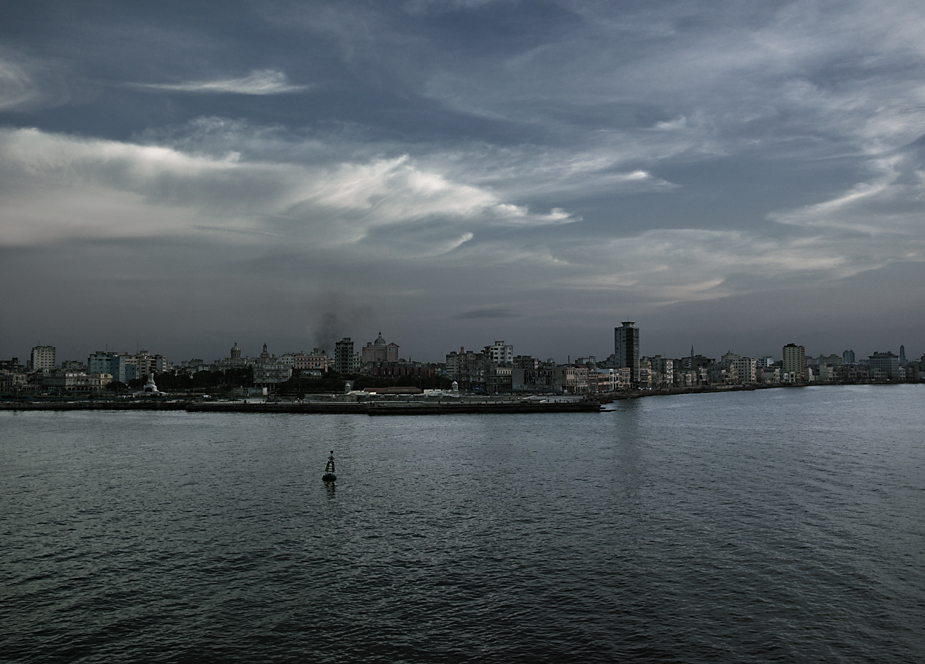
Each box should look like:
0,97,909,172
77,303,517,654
322,450,336,482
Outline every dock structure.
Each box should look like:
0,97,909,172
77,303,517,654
365,400,599,415
1,398,601,415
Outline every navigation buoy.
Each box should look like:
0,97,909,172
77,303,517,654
323,450,336,482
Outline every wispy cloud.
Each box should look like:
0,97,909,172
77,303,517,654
130,69,309,95
0,59,38,110
0,50,74,111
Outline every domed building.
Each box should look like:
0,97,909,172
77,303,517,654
361,333,400,365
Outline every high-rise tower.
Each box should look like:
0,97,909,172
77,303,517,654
782,343,806,383
334,337,354,374
614,321,640,387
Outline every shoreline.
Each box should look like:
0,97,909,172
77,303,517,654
1,382,917,414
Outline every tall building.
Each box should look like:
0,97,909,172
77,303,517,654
334,338,354,374
484,340,513,365
843,349,856,364
614,321,640,387
30,346,56,372
782,343,806,383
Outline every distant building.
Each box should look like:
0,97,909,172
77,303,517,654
0,358,22,372
551,364,590,394
512,357,555,393
732,357,757,384
294,348,329,373
643,355,674,388
334,338,354,374
594,367,618,392
253,359,292,387
843,349,856,365
721,351,740,365
445,347,487,391
782,343,806,383
757,366,781,384
44,371,112,392
614,321,640,387
209,343,251,371
361,333,399,365
365,361,436,383
0,369,28,392
484,340,513,365
868,352,900,381
133,350,170,379
87,350,168,382
30,346,55,372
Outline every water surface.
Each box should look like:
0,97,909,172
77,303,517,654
3,385,924,662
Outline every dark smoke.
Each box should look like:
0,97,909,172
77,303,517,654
314,313,346,354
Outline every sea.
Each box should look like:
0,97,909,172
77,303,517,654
2,385,924,663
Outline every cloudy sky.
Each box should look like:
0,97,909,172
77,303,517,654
2,0,924,364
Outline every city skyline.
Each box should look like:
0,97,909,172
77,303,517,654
3,328,918,371
3,2,925,363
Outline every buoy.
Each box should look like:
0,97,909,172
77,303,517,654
323,450,336,482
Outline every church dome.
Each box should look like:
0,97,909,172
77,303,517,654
374,333,386,347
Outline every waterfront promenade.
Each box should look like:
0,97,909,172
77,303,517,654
0,383,803,414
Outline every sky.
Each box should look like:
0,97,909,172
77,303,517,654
2,0,925,364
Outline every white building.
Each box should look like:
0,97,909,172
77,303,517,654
732,357,757,384
30,346,55,372
484,340,513,365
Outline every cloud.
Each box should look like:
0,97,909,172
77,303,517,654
770,144,925,237
6,113,920,318
0,59,38,110
6,1,925,361
130,69,309,95
0,127,576,253
0,50,75,111
453,308,519,319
